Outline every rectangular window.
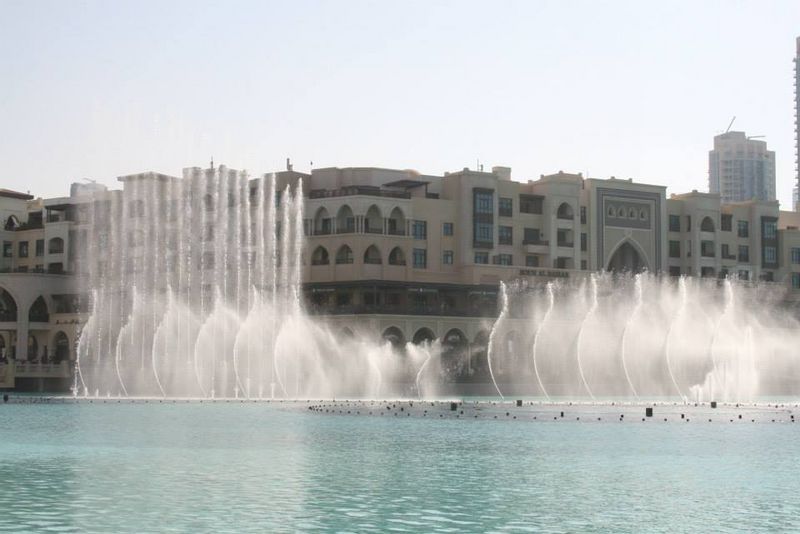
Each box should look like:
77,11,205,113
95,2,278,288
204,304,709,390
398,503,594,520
669,240,681,258
474,252,489,264
668,266,681,277
721,214,732,232
412,248,427,269
519,194,543,214
474,222,493,245
792,273,800,289
2,242,11,258
738,245,749,263
701,240,715,258
792,248,800,264
721,244,730,259
738,270,749,281
523,228,541,244
442,222,454,236
499,197,513,217
412,220,427,240
669,215,681,232
763,221,777,239
686,216,691,232
18,241,28,258
580,206,587,225
442,250,453,265
35,239,44,257
474,190,494,214
764,246,777,265
738,220,749,238
580,233,587,252
493,254,512,265
498,226,513,245
525,255,539,267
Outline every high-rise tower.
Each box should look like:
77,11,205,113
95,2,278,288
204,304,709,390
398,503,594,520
709,131,776,204
794,37,800,210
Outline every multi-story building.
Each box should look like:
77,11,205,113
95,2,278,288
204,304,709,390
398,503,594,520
794,36,800,211
709,131,776,204
0,188,86,390
2,163,800,392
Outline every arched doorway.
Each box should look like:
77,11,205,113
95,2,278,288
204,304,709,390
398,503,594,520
0,288,17,322
53,331,70,363
29,296,49,323
412,327,436,345
607,241,647,273
27,334,38,361
381,326,405,349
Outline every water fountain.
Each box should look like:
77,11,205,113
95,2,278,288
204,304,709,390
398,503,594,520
75,167,800,401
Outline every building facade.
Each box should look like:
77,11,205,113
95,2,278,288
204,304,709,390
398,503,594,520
2,163,800,391
709,131,776,204
795,36,800,211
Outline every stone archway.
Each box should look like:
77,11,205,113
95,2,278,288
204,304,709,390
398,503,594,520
607,240,647,273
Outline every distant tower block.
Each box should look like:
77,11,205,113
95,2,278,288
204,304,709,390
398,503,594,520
795,36,800,211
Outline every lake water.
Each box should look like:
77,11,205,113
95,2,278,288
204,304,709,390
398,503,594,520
1,400,798,533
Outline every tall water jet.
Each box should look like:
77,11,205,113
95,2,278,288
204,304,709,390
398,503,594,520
531,282,555,400
575,274,597,400
619,274,643,399
486,281,508,399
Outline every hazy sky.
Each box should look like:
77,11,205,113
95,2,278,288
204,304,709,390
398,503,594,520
2,0,799,206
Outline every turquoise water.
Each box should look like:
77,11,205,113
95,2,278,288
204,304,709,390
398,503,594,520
1,402,798,533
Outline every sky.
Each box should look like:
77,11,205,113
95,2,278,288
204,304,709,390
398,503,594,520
1,0,799,207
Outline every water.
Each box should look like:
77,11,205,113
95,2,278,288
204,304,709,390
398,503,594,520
1,402,798,533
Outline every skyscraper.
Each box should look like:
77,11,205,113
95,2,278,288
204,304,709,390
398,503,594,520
794,36,800,211
709,131,776,204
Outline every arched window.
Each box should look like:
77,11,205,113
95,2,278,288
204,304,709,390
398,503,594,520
556,202,574,220
313,207,331,235
607,205,616,218
335,245,354,264
382,326,405,348
336,205,355,234
388,247,406,266
4,215,19,230
701,216,715,232
311,246,329,265
29,296,49,323
48,237,64,254
365,205,383,234
412,328,436,345
363,245,382,264
0,288,18,322
388,207,406,235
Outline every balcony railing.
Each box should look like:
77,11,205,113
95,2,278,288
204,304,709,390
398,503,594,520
364,227,384,234
523,239,549,246
387,228,406,236
309,187,411,200
557,241,574,248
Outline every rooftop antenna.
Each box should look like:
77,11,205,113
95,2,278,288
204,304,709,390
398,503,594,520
210,156,214,169
724,116,736,133
747,135,766,140
286,157,293,172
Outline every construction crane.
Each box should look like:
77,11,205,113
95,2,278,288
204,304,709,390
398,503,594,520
724,116,736,133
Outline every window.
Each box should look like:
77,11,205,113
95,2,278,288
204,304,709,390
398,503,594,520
792,248,800,264
580,260,587,270
580,207,587,224
669,215,681,232
18,241,28,258
721,244,730,259
412,220,427,240
498,226,513,245
764,246,777,265
474,190,493,214
474,222,493,244
526,255,539,267
48,237,64,254
475,252,489,264
738,245,749,263
668,266,681,277
336,246,354,265
761,271,774,282
700,217,715,232
669,240,681,258
2,242,11,258
763,221,777,239
499,198,513,217
494,254,512,265
738,221,749,238
701,240,715,258
442,222,454,236
580,233,587,252
442,250,454,265
721,214,732,232
412,248,427,269
35,239,44,257
201,252,214,269
792,273,800,289
738,270,749,281
523,228,541,244
519,195,543,214
686,215,691,232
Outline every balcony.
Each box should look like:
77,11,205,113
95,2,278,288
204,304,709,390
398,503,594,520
557,241,574,248
387,228,406,236
364,227,384,235
309,187,411,200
